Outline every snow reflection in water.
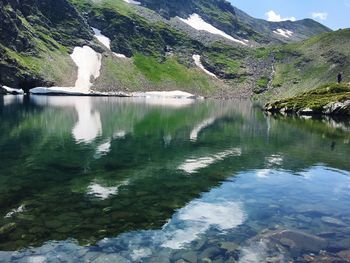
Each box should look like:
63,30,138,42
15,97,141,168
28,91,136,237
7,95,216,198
0,178,246,262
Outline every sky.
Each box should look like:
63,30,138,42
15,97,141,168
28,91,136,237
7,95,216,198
229,0,350,30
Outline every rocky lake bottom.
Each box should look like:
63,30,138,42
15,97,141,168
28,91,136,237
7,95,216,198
0,95,350,263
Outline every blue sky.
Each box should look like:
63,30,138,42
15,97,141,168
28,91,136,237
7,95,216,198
229,0,350,30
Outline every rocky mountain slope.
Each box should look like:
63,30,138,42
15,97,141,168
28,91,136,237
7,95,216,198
0,0,345,99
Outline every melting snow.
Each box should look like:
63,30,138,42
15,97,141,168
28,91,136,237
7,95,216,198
70,46,102,91
92,27,128,58
1,86,24,94
133,90,196,99
179,14,247,45
273,28,293,38
92,27,111,50
30,87,90,95
113,53,127,58
132,90,198,108
123,0,141,5
178,148,242,174
4,205,25,218
192,55,217,78
30,46,102,94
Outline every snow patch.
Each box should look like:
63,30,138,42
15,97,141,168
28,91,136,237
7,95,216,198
113,53,127,58
4,205,25,218
123,0,141,5
92,27,128,58
70,46,102,91
132,90,198,108
30,46,102,95
178,148,242,174
1,86,24,94
133,90,197,99
92,27,111,50
30,87,90,95
179,14,247,45
273,28,293,38
192,55,217,78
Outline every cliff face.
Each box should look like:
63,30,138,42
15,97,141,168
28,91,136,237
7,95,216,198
0,0,93,89
0,0,92,50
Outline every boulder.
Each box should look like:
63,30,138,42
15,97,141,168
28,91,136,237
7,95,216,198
269,229,328,256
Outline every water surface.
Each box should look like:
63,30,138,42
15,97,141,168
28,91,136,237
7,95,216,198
0,95,350,262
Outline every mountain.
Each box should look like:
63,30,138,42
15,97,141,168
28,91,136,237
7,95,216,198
136,0,331,44
0,0,345,99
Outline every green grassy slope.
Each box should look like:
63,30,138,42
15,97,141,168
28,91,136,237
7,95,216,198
259,29,350,100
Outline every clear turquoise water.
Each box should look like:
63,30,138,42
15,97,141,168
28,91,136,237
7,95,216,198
0,95,350,262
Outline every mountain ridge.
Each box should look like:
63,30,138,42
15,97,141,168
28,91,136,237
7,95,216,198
0,0,347,100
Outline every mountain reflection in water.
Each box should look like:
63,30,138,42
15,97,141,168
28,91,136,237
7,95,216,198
0,95,350,262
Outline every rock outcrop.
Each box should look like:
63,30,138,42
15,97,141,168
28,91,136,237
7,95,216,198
265,83,350,116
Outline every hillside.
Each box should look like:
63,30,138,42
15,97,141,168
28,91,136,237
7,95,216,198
257,29,350,100
0,0,342,98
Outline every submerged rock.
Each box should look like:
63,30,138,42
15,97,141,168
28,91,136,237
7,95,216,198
241,228,328,261
338,249,350,262
321,216,347,227
270,229,328,256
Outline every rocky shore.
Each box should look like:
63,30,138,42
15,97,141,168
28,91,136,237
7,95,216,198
265,83,350,116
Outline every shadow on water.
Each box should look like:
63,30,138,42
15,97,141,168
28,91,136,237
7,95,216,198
0,95,350,262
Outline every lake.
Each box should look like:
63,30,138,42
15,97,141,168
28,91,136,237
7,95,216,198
0,95,350,263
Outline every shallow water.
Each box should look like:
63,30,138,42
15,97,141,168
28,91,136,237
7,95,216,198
0,95,350,262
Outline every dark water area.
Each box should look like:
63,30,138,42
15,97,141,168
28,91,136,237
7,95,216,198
0,95,350,262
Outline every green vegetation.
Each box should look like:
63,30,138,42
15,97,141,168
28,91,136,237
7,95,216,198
132,54,217,94
134,54,188,83
257,77,269,88
266,83,350,114
71,0,197,58
260,29,350,100
93,53,221,96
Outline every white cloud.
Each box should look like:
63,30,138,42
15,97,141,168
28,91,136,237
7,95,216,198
312,12,328,20
265,10,296,22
